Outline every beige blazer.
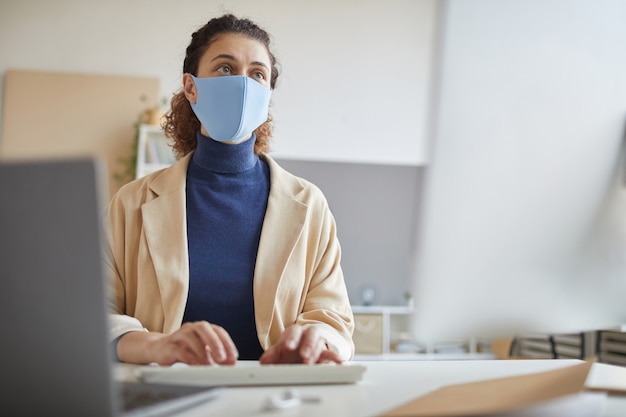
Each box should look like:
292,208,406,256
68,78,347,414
104,153,354,360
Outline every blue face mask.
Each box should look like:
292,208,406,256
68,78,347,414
189,75,272,144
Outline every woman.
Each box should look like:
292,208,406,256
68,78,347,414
105,14,354,365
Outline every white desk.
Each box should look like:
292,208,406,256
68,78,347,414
117,360,626,417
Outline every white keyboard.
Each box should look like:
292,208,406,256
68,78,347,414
134,362,367,387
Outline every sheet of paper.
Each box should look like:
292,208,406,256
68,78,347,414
586,362,626,395
382,361,592,416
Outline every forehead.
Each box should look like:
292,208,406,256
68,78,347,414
203,33,271,64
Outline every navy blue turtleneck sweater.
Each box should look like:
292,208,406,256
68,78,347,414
183,131,269,360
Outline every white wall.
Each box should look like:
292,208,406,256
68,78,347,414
0,0,437,165
5,0,625,334
412,0,626,341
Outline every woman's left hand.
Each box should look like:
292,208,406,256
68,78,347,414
259,324,342,364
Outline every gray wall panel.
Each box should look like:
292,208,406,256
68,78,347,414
275,158,423,306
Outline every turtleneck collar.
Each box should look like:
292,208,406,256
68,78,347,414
191,130,259,174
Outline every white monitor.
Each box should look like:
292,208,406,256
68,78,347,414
410,0,626,343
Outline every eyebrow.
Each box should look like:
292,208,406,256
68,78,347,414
211,54,270,70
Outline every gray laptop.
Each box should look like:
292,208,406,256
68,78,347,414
0,157,219,417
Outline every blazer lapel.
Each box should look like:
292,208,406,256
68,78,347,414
141,155,191,332
254,156,307,348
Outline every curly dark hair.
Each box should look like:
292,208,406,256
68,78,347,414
163,14,280,157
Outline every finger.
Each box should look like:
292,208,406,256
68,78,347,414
193,321,232,363
298,327,321,364
260,344,302,364
212,325,239,364
173,323,212,362
155,337,210,366
280,324,303,351
193,322,226,362
308,338,327,364
176,344,213,365
316,348,342,364
259,345,280,364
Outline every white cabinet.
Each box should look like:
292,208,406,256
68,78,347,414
352,305,413,358
351,305,495,360
135,124,175,178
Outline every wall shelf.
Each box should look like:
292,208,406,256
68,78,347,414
135,124,175,178
351,305,495,360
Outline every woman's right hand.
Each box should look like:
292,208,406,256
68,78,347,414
117,321,239,365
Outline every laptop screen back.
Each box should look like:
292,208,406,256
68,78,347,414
0,158,118,417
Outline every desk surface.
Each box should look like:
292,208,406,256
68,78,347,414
116,360,626,417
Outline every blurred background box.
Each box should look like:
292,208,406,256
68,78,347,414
598,330,626,366
353,314,384,355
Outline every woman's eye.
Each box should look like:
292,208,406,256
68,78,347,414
216,66,231,74
252,71,266,80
